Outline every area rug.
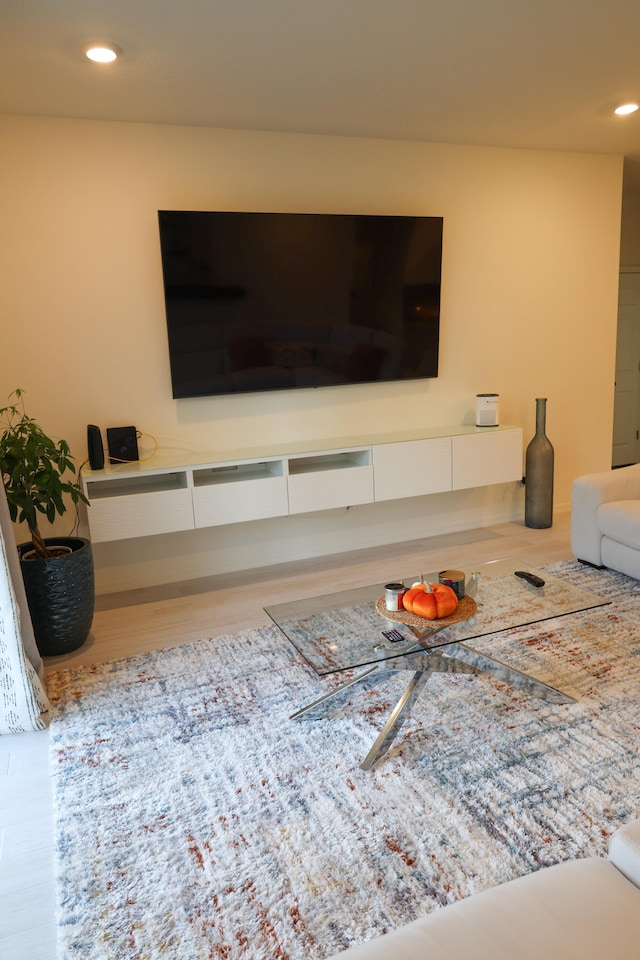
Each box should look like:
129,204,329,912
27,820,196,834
47,560,640,960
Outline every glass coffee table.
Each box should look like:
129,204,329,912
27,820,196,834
265,558,609,770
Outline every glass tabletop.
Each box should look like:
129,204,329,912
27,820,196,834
264,558,610,675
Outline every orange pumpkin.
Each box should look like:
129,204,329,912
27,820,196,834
402,582,458,620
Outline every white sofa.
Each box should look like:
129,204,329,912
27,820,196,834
571,463,640,578
326,817,640,959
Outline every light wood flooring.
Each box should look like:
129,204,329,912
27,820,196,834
0,512,574,959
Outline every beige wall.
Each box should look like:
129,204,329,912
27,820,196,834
0,115,623,591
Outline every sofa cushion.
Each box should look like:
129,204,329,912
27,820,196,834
326,858,640,960
610,817,640,888
597,500,640,549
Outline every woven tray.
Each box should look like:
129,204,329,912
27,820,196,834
376,593,477,629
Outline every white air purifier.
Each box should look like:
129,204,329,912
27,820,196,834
476,393,499,427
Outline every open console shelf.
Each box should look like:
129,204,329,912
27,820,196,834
193,461,284,486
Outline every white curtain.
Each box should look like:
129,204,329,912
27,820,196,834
0,482,49,734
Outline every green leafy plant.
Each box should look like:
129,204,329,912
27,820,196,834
0,389,88,559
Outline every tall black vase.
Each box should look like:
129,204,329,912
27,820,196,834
525,398,554,529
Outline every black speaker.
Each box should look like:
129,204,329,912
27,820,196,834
106,426,139,464
87,425,104,470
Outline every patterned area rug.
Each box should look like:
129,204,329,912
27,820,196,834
47,560,640,960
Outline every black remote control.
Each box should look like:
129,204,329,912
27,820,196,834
514,570,545,588
382,628,408,643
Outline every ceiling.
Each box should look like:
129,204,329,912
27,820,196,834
3,0,640,190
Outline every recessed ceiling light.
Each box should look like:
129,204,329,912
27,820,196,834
83,42,121,63
615,103,639,116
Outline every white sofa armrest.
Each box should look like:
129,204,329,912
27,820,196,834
324,857,640,960
609,817,640,889
572,464,640,565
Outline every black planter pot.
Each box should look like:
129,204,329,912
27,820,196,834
18,537,95,657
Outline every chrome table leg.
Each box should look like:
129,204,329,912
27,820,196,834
291,639,574,769
290,664,390,720
360,670,429,771
442,642,575,705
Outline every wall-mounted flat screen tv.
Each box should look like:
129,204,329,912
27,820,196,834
158,210,443,399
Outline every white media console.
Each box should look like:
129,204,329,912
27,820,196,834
80,424,523,543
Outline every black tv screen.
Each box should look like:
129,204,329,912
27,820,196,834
158,210,443,399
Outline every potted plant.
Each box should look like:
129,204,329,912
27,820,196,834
0,389,94,656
